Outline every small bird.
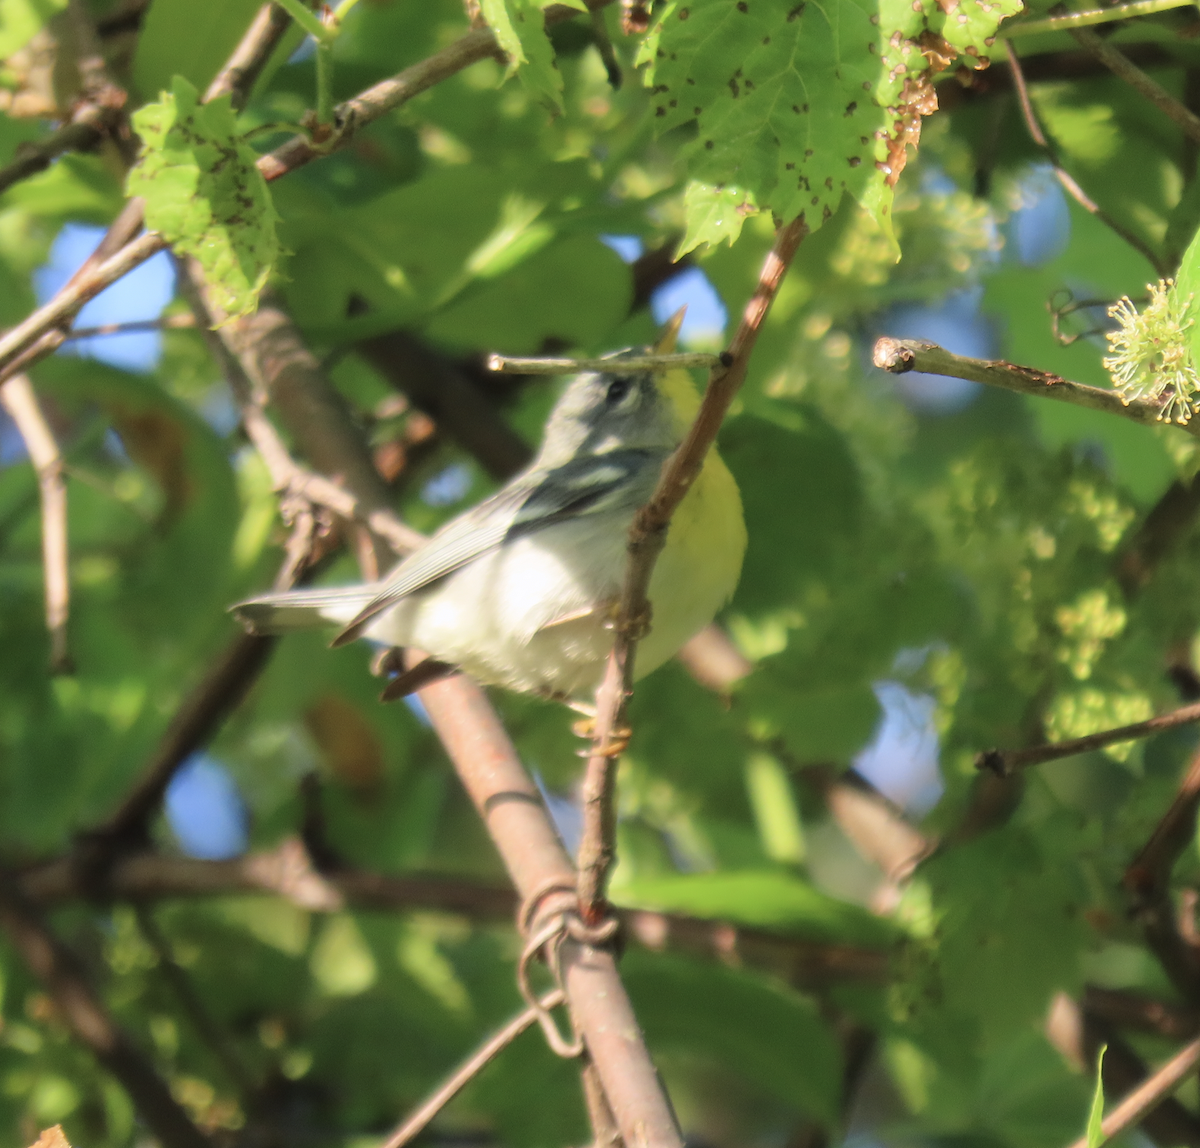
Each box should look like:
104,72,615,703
232,335,746,704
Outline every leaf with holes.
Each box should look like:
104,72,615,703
126,75,279,317
638,0,1020,247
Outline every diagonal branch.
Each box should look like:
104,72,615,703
380,990,565,1148
0,375,72,672
873,336,1198,436
1124,746,1200,999
1004,39,1166,275
1070,26,1200,146
203,2,293,109
576,214,809,924
0,877,210,1148
976,698,1200,775
85,632,278,853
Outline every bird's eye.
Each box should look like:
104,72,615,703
605,377,633,405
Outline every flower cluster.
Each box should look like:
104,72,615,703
1104,279,1200,424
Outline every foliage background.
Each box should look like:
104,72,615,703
3,0,1200,1146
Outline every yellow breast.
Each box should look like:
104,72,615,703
638,444,747,680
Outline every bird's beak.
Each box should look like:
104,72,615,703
655,306,686,354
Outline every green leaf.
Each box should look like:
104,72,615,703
640,0,1019,246
126,76,279,317
480,0,564,111
678,181,759,255
0,0,66,59
1086,1045,1108,1148
615,869,897,947
624,950,843,1122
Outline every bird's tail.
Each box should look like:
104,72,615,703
231,585,377,636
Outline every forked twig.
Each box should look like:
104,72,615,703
576,214,809,924
379,990,565,1148
0,375,72,672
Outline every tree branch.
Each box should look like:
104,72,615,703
203,2,293,109
0,232,166,381
1003,40,1166,275
576,215,809,924
1085,985,1200,1040
254,3,608,183
416,673,685,1148
1070,26,1200,146
14,843,890,987
85,632,277,853
976,698,1200,776
0,375,72,672
1124,746,1200,999
380,990,565,1148
1116,474,1200,594
0,878,211,1148
873,336,1196,436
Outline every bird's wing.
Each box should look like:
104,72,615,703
232,585,378,634
333,450,659,644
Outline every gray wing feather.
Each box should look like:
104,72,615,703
232,585,377,635
333,450,658,644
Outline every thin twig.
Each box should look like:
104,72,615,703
0,120,118,196
204,2,293,109
576,215,809,924
0,232,166,380
1070,26,1200,145
0,0,130,195
976,699,1200,775
1065,1037,1200,1148
63,314,197,340
255,3,609,182
487,352,724,375
379,990,565,1148
0,376,71,672
1003,0,1197,36
1004,40,1166,275
14,846,891,985
873,336,1199,438
0,877,211,1148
